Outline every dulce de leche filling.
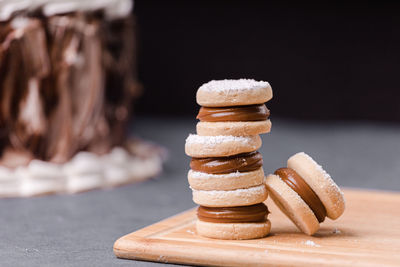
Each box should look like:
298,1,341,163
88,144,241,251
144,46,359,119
196,104,270,122
274,168,327,223
197,203,269,223
190,151,263,174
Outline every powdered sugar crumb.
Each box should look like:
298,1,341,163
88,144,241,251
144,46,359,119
186,134,253,145
199,79,270,92
157,255,167,262
303,240,321,247
186,229,195,234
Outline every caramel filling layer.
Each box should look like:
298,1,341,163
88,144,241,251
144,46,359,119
196,104,270,122
190,151,263,174
274,168,327,223
197,203,269,223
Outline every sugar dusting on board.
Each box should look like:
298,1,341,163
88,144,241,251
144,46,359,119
198,79,270,92
186,229,195,234
303,240,321,247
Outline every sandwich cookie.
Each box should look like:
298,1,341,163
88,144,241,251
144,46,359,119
196,105,272,136
265,152,345,235
196,79,273,136
185,134,261,157
188,151,264,191
196,203,271,239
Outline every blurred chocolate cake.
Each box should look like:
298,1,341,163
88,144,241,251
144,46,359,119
0,0,164,197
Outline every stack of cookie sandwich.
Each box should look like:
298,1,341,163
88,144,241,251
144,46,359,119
185,79,273,240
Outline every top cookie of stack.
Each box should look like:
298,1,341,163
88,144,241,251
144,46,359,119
196,79,272,137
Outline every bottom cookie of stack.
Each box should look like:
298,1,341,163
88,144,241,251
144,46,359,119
196,204,271,240
189,169,270,239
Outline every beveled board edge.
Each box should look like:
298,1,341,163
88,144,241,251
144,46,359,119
113,189,400,266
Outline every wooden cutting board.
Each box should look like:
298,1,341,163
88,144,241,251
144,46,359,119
114,189,400,266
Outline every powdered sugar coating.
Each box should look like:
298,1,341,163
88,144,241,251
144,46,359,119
185,134,261,157
191,184,265,196
298,152,331,179
0,166,19,196
189,170,245,179
0,166,14,181
28,160,64,179
0,146,163,197
188,168,265,191
196,78,272,107
287,152,345,219
192,184,267,207
198,79,270,93
185,134,254,145
296,152,345,204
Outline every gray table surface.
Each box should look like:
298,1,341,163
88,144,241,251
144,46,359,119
1,117,400,267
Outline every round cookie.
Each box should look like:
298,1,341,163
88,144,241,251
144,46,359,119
287,152,345,220
196,79,273,107
188,168,265,191
196,219,271,240
192,184,268,207
185,134,261,157
196,120,271,136
265,174,319,235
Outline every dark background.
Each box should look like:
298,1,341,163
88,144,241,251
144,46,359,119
133,1,400,122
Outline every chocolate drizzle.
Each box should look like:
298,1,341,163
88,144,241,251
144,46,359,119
275,167,327,223
0,12,139,166
197,203,269,223
197,104,269,122
190,151,263,174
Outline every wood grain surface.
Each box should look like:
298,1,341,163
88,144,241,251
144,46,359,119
114,189,400,266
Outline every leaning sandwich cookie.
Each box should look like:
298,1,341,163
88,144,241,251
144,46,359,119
265,152,345,235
